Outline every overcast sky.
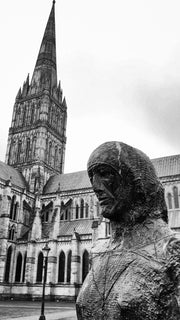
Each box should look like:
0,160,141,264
1,0,180,173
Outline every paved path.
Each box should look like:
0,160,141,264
0,301,77,320
11,310,77,320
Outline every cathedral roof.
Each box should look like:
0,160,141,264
58,219,93,236
0,161,27,189
43,170,91,194
43,155,180,194
152,154,180,178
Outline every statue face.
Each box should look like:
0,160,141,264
88,164,133,221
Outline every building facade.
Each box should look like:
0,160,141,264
0,1,180,301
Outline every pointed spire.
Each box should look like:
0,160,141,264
16,87,22,100
30,1,57,94
62,97,67,108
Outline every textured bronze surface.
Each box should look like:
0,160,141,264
76,141,180,319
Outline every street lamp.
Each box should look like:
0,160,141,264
39,242,51,320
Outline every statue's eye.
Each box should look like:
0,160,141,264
99,168,111,178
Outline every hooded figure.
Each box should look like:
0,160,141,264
76,141,180,320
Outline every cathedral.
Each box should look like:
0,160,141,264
0,1,180,301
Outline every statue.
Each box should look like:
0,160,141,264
76,141,180,319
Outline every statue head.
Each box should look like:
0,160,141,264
87,141,168,224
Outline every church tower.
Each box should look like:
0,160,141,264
5,1,67,192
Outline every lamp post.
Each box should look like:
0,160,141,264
39,242,51,320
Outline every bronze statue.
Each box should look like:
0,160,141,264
76,141,180,319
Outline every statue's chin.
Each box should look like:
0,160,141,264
101,206,117,221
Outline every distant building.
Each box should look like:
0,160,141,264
0,1,179,301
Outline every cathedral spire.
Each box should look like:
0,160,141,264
6,1,67,191
30,1,57,94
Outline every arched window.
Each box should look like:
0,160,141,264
66,250,72,283
9,140,16,165
60,201,64,220
82,250,89,282
45,138,48,162
58,251,65,283
22,252,27,282
105,221,111,237
32,136,36,159
48,142,52,164
15,252,22,282
9,195,16,220
58,148,62,170
26,138,30,161
85,203,89,218
17,140,22,162
13,202,19,221
96,202,100,217
23,106,26,124
76,204,79,219
80,199,84,218
31,105,35,123
173,186,179,209
4,246,12,282
167,193,172,210
8,225,16,241
54,146,58,168
36,252,44,282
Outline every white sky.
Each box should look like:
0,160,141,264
1,0,180,173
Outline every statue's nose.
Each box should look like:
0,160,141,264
92,173,104,193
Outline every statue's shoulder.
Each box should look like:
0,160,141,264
91,238,110,255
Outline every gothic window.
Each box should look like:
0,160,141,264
23,106,26,124
54,146,58,168
105,221,111,237
65,209,68,220
59,115,63,134
26,105,31,124
82,250,89,282
45,138,48,162
85,203,89,218
49,106,52,125
31,105,35,124
80,199,84,218
66,250,72,283
10,195,16,219
8,225,16,241
22,252,27,282
9,140,16,165
16,106,21,126
15,252,23,282
36,252,44,282
17,140,22,162
4,246,12,282
58,148,62,170
167,193,172,209
58,251,65,283
26,138,30,161
96,201,100,216
60,201,64,220
48,142,52,164
76,204,79,219
173,186,179,209
13,202,19,221
32,136,36,159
